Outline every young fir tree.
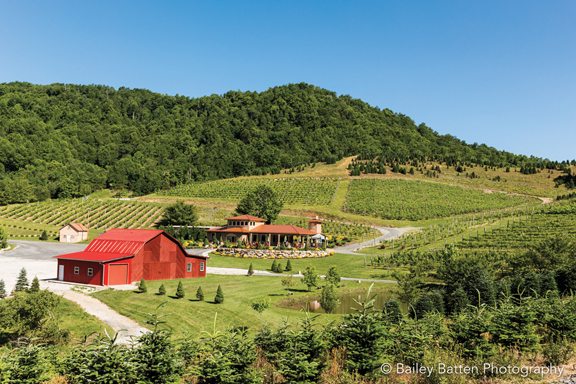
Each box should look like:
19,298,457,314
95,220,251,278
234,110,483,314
382,300,402,324
247,263,254,276
320,284,339,313
214,285,224,304
0,279,6,298
137,279,147,293
196,286,204,301
276,262,284,273
158,284,166,295
285,259,292,272
14,268,29,292
29,277,40,293
39,230,49,241
271,260,277,272
175,281,185,299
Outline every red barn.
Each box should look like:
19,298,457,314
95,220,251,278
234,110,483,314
55,229,207,285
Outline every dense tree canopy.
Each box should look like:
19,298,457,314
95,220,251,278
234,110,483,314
0,82,557,204
159,201,198,227
235,185,283,223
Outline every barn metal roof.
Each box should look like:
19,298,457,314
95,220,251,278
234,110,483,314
55,251,133,263
54,228,208,263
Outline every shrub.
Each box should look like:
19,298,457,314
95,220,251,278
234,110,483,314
302,267,319,291
175,281,185,299
158,284,166,296
0,279,6,298
270,260,277,272
247,263,254,276
325,266,341,286
251,298,270,313
214,285,224,304
285,259,292,272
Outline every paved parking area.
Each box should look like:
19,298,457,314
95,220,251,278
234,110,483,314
0,240,85,291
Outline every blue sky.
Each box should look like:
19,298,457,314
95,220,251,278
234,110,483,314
1,0,574,160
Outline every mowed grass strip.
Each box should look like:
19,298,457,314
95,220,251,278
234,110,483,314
345,179,534,220
207,252,397,280
92,275,395,337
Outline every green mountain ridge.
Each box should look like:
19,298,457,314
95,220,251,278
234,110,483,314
0,81,558,204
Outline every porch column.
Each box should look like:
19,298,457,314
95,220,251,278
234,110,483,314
277,234,281,246
249,233,253,244
267,233,271,245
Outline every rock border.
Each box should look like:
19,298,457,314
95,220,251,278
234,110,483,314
212,248,333,259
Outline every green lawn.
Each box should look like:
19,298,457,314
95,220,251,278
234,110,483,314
57,297,113,341
208,252,400,280
92,275,395,337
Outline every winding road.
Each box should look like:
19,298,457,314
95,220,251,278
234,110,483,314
333,226,417,254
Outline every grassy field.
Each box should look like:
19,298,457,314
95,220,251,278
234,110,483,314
208,252,400,280
92,275,395,337
344,179,535,220
57,297,113,341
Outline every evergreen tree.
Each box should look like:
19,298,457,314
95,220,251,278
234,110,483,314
382,300,402,324
302,267,319,291
39,230,49,241
446,285,470,315
320,284,339,313
276,262,284,273
285,259,292,272
411,294,435,319
29,276,40,293
196,286,204,301
270,260,277,272
158,284,166,295
14,268,29,293
137,278,147,293
0,279,6,298
175,281,185,299
214,285,224,304
325,266,341,286
247,262,254,276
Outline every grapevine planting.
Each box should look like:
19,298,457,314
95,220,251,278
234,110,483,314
162,177,338,205
344,179,533,220
0,199,165,233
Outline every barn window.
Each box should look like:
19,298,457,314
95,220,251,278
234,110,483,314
200,262,205,272
87,268,94,277
74,266,80,275
186,263,192,272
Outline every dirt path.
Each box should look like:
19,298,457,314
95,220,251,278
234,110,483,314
333,226,417,254
47,282,148,344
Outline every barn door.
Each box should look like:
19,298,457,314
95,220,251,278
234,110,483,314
108,264,128,285
58,265,64,281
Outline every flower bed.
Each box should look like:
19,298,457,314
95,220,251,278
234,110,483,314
212,248,333,259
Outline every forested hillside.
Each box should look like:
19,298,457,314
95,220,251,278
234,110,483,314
0,82,553,203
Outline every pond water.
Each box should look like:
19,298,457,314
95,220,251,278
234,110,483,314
279,288,406,314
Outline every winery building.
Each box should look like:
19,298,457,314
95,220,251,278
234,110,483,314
207,215,325,247
55,229,207,285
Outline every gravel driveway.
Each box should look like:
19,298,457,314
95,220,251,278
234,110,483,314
334,226,417,254
1,240,146,343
